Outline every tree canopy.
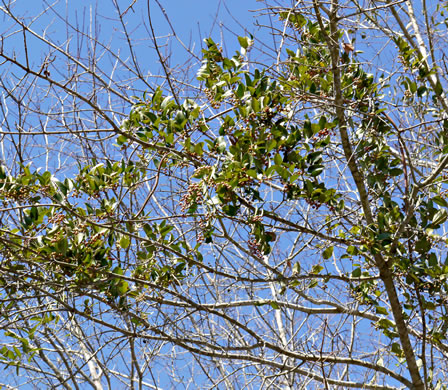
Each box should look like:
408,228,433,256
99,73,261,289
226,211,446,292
0,0,448,389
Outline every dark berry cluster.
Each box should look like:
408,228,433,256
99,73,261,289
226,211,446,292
180,182,203,212
248,238,263,258
0,185,32,202
48,213,65,225
311,128,335,143
305,198,321,210
204,88,220,109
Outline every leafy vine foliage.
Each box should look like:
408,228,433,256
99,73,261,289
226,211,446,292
1,1,448,389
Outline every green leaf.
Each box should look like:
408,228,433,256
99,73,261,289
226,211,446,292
391,342,404,357
159,224,174,237
375,306,388,315
194,142,204,155
112,266,124,275
432,196,448,208
238,36,251,49
293,262,301,274
388,168,402,177
222,204,238,216
119,235,130,249
56,238,68,255
417,86,427,97
246,169,258,179
117,135,128,145
432,209,447,226
235,83,245,99
352,268,361,277
266,139,277,152
56,181,68,196
161,96,173,110
274,153,283,166
322,246,333,259
319,116,327,129
347,246,358,256
308,164,324,177
30,206,38,222
435,81,443,96
377,232,391,242
116,281,129,296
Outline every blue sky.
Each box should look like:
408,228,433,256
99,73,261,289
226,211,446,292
1,1,432,388
0,0,272,173
4,0,268,74
0,1,278,388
